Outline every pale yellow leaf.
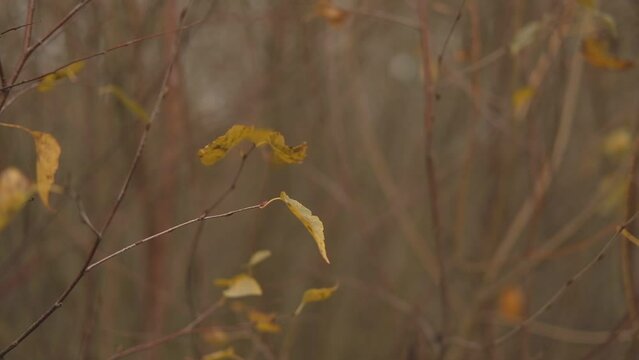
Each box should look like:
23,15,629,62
100,85,150,123
621,228,639,247
294,284,339,316
247,250,271,268
214,274,262,298
0,123,61,208
198,125,307,166
0,167,32,231
202,346,239,360
37,61,85,92
582,37,634,70
203,328,230,345
280,192,329,263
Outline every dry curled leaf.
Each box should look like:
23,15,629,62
0,167,32,231
294,284,339,316
582,37,634,70
280,192,329,263
214,274,262,298
38,61,85,92
0,123,61,208
100,85,149,123
198,125,307,166
203,328,230,345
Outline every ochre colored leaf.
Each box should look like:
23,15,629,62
294,284,339,316
214,274,262,298
202,346,238,360
248,310,281,333
0,123,61,208
0,167,32,231
31,131,61,209
621,228,639,247
498,286,525,322
37,61,85,92
510,21,541,55
198,125,307,166
582,37,634,70
315,1,349,25
280,192,329,263
577,0,596,9
247,250,272,268
100,85,150,123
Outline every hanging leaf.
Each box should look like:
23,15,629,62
198,125,307,166
0,123,61,208
248,309,282,333
315,1,349,26
37,61,85,92
582,37,634,70
621,228,639,247
279,192,329,263
498,286,525,322
100,85,150,123
214,274,262,298
246,250,272,268
294,284,339,316
202,346,239,360
510,21,541,55
0,167,33,232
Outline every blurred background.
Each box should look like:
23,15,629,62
1,0,639,359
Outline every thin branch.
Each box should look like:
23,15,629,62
107,298,226,360
0,4,191,356
22,0,36,55
417,1,450,357
87,199,279,272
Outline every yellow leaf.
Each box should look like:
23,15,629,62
0,167,32,231
198,125,307,166
279,192,329,263
621,228,639,247
315,1,349,26
582,37,634,70
597,176,625,215
246,250,271,268
202,346,238,360
294,284,338,316
603,129,632,158
0,123,61,208
100,85,150,123
498,286,525,322
214,274,262,298
248,310,281,333
37,61,85,92
512,86,535,116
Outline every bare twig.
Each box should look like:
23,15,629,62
107,297,226,360
416,1,450,357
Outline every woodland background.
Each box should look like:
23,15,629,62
1,0,639,359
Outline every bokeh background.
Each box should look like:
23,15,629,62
1,0,639,359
